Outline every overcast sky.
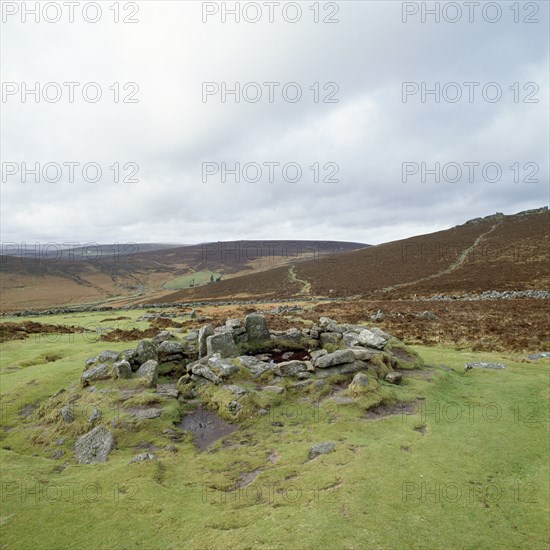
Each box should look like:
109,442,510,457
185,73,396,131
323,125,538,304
1,1,548,246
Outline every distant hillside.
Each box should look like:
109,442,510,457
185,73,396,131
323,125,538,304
0,243,182,259
159,208,549,302
0,240,367,310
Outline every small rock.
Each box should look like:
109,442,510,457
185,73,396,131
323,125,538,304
60,405,74,423
128,408,162,420
310,349,327,362
97,350,120,363
207,354,239,378
223,384,248,397
264,385,284,394
527,352,550,360
228,400,241,414
419,311,437,320
308,442,336,460
464,362,506,370
152,331,175,346
81,363,111,386
112,360,132,379
320,332,343,346
370,310,385,322
88,408,102,423
385,372,403,384
74,426,114,464
129,452,156,464
274,360,308,377
238,356,273,378
136,360,159,388
350,372,369,388
315,349,356,369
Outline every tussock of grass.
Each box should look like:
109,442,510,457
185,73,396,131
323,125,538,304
197,385,258,422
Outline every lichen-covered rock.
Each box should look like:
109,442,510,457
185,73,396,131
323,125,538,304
315,360,368,378
136,360,159,388
88,408,102,423
274,360,308,377
191,364,222,384
198,325,215,357
207,354,239,378
152,330,175,346
310,349,327,362
119,348,138,366
342,332,361,347
314,349,356,369
128,408,162,420
308,441,336,460
176,374,194,397
81,363,111,386
384,372,403,384
263,385,284,394
157,340,185,361
280,328,304,342
97,350,120,363
206,332,238,358
74,426,114,464
237,356,273,378
226,319,242,331
357,329,387,350
223,384,247,397
129,452,156,464
349,347,382,361
135,340,158,365
112,360,132,379
244,313,270,343
348,372,370,394
60,405,74,423
320,332,343,346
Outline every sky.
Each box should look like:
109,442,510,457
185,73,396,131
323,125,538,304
1,0,549,246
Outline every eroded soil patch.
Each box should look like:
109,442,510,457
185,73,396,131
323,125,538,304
178,406,238,451
364,401,418,420
0,321,87,343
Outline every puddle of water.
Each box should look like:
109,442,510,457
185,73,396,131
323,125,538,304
178,406,238,451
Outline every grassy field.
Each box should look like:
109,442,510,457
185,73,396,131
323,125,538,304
0,311,548,549
163,271,222,290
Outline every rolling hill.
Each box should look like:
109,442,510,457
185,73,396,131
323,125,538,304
0,240,367,311
159,207,549,302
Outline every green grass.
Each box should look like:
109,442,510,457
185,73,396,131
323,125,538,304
0,315,548,549
163,271,222,290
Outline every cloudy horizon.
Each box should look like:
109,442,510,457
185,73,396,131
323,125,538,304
1,1,549,247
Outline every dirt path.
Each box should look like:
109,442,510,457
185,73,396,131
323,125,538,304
380,221,503,293
288,266,311,296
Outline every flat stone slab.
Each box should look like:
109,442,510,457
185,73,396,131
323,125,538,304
527,352,550,360
308,442,336,460
127,407,163,420
465,362,506,370
156,384,178,398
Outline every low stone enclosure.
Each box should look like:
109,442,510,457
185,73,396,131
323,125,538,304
38,314,426,464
